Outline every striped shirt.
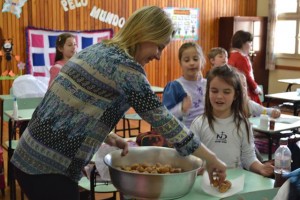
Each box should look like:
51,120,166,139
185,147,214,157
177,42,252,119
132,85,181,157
11,43,200,182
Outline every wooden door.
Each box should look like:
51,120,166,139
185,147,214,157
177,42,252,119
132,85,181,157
218,16,269,95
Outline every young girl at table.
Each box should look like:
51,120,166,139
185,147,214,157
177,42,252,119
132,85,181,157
48,33,77,87
162,42,206,128
190,64,274,177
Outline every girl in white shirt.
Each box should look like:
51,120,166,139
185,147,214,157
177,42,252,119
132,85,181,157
191,65,274,177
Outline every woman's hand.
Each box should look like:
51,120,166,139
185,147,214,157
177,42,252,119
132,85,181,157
104,133,129,156
206,157,227,185
193,145,227,184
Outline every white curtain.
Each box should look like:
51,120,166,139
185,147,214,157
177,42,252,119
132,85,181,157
266,0,278,70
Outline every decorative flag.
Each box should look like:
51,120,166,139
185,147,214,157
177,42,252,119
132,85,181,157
26,27,113,77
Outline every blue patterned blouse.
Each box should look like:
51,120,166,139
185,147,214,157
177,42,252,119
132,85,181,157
11,43,200,182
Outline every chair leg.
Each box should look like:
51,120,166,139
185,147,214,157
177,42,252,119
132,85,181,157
122,117,126,138
115,114,142,138
90,165,96,200
126,118,132,138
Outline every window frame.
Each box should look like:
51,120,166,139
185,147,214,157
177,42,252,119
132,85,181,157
275,0,300,59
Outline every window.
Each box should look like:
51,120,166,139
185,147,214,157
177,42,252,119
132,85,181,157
274,0,300,57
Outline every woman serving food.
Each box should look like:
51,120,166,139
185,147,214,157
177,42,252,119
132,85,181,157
11,6,226,200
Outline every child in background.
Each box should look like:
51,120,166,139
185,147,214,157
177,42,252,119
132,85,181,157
48,33,77,87
206,47,228,78
191,65,274,177
208,47,228,68
228,30,262,105
239,73,281,118
162,42,206,128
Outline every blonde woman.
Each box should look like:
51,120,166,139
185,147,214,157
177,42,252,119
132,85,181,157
12,6,226,200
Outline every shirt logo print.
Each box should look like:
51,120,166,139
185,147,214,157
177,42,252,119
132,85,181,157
215,131,227,143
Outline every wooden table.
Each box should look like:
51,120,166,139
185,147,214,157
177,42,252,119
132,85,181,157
249,114,300,160
278,78,300,92
265,91,300,115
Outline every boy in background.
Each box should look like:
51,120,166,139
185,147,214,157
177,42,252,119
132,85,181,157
208,47,228,68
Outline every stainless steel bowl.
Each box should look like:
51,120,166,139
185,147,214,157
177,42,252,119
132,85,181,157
104,146,202,199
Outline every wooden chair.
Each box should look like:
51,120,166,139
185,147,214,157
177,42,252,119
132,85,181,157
114,112,142,138
4,119,28,200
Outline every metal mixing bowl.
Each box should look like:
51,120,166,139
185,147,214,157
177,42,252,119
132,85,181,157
104,146,203,199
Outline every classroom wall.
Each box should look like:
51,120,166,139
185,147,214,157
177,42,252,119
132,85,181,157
0,0,257,94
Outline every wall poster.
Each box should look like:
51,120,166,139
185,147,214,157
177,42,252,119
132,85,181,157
164,7,199,41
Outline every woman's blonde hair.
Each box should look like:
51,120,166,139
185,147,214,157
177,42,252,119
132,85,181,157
104,6,175,57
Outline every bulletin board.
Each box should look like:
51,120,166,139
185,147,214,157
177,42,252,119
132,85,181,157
164,7,199,41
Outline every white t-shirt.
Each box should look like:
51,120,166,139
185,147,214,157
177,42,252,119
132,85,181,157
190,114,258,169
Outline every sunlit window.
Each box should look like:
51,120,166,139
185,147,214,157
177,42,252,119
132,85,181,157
274,20,296,54
274,0,300,56
252,21,261,51
276,0,297,14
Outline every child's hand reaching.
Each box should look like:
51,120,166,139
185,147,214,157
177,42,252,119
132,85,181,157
271,109,281,119
182,95,192,114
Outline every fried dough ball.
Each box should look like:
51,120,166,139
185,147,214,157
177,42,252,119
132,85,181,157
119,163,183,174
211,178,219,187
218,180,232,193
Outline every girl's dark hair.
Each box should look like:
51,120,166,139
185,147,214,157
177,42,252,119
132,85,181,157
231,30,253,49
55,33,75,62
204,64,251,142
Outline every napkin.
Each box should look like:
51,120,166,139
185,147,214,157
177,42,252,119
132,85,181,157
201,171,245,198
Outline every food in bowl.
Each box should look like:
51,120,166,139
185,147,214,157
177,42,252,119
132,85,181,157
104,146,203,199
119,162,183,174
